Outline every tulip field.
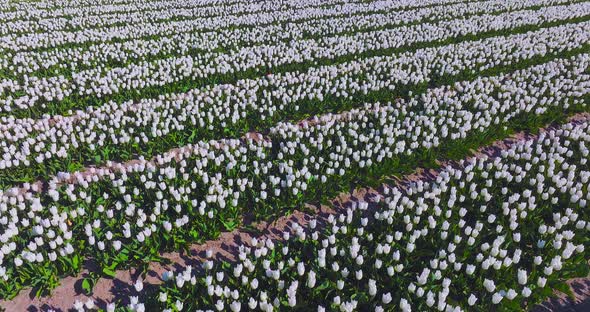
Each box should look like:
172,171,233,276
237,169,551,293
1,0,590,311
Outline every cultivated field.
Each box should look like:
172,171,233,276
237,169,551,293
0,0,589,311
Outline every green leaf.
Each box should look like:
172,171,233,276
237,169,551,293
316,281,330,291
72,254,80,269
35,286,46,298
102,267,117,278
82,279,92,294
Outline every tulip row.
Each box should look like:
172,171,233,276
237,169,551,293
0,0,467,53
140,118,590,312
0,0,285,36
2,1,588,117
0,0,574,78
0,0,450,36
0,0,415,25
0,0,341,25
0,51,587,299
0,17,588,189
